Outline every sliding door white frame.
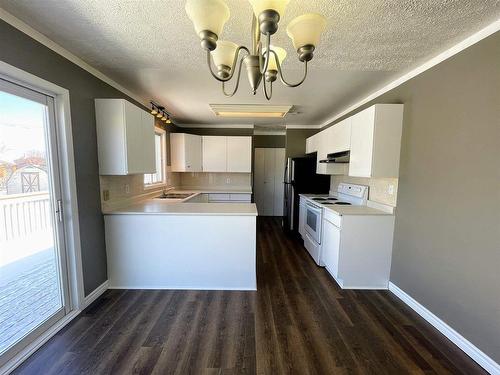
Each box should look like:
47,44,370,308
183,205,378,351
0,61,84,374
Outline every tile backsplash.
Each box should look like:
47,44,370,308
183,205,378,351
330,175,398,207
100,167,180,212
179,172,252,190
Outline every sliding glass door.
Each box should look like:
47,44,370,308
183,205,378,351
0,79,70,366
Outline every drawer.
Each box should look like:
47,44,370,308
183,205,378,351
324,209,342,228
208,193,230,202
229,193,251,202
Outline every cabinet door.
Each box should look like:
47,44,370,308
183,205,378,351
170,133,186,172
273,148,285,216
321,219,341,277
227,137,251,172
185,134,202,172
202,136,227,172
124,101,143,174
306,133,319,154
141,111,156,173
349,107,375,177
333,118,351,152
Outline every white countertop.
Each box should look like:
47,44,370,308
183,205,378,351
104,200,258,216
300,194,393,216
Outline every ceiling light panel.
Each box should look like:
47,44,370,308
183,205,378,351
210,104,292,118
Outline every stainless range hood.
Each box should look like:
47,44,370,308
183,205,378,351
319,150,350,164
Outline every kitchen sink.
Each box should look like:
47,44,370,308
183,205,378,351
155,193,194,199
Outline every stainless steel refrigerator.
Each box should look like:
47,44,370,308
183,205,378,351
283,155,330,234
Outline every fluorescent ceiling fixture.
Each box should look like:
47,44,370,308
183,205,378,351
210,104,292,118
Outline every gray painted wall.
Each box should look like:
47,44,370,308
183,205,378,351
326,32,500,361
253,135,285,148
0,20,146,296
285,129,318,158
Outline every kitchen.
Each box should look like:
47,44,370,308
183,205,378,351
0,1,499,374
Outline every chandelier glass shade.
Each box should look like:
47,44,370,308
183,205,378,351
185,0,326,100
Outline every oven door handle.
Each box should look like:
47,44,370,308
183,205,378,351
306,202,322,214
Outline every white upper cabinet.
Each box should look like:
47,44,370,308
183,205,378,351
141,110,156,174
306,104,403,177
202,136,227,172
310,119,351,175
349,104,404,178
170,133,203,172
200,136,252,173
95,99,156,175
306,134,319,154
226,136,252,172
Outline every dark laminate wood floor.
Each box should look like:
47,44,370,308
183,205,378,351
13,217,485,375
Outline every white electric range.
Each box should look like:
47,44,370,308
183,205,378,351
302,183,369,256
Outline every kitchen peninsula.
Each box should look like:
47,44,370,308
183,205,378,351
104,198,257,290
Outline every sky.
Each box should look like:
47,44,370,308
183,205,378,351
0,91,47,163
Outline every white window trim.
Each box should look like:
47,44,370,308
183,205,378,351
0,61,85,374
144,127,167,190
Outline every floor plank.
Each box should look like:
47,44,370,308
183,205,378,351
12,217,487,375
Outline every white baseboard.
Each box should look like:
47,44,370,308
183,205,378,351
0,310,80,375
389,282,500,375
83,280,109,308
108,285,257,291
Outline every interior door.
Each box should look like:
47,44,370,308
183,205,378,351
0,79,70,367
262,148,275,216
253,148,266,215
273,148,285,216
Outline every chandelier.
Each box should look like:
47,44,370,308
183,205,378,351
185,0,327,100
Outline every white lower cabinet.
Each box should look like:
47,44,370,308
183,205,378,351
298,197,307,238
204,193,251,203
320,209,395,289
321,215,341,278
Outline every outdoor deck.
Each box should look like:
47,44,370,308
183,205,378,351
0,193,62,354
0,249,61,354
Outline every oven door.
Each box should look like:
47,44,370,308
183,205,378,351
304,202,322,244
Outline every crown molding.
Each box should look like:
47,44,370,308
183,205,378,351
0,8,147,107
175,123,255,129
319,18,500,129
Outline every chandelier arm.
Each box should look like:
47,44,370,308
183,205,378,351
207,46,250,82
258,33,272,75
222,57,245,97
263,78,273,100
272,50,309,88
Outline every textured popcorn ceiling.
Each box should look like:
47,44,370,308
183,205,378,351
1,0,499,126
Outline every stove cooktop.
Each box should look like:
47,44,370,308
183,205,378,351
312,197,338,201
323,201,351,206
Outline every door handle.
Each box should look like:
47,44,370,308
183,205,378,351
56,199,63,222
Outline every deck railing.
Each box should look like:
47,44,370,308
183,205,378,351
0,192,52,242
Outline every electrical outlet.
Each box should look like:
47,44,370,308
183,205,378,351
124,184,130,194
226,178,231,184
388,184,395,195
102,189,110,201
